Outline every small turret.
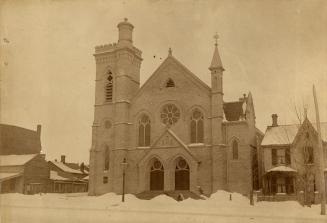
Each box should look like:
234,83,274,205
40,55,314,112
117,18,134,45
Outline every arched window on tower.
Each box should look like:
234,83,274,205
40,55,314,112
105,71,113,102
138,114,151,146
190,109,204,143
232,140,239,160
104,146,109,171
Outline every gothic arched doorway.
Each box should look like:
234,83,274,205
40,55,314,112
175,158,190,190
150,159,164,191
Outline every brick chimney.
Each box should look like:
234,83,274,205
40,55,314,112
272,114,278,127
37,124,41,136
61,155,66,164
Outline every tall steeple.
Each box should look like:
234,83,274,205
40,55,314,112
209,33,224,71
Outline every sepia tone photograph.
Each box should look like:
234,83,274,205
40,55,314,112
0,0,327,222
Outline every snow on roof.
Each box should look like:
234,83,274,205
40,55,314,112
83,175,89,180
50,171,71,181
0,154,38,166
0,172,23,181
267,166,297,173
50,161,83,174
261,125,299,146
261,122,327,146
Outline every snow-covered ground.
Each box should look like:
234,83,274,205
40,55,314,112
1,191,327,223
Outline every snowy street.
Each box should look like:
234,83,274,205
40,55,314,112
1,191,327,223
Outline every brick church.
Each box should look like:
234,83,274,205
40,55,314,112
88,19,262,196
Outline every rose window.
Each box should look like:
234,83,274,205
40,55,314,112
160,104,180,126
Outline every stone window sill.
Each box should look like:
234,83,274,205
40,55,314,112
188,143,205,147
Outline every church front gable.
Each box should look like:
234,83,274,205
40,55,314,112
131,56,211,107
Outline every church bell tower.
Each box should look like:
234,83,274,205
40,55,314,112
89,18,142,195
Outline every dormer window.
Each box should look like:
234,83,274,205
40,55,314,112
166,78,175,88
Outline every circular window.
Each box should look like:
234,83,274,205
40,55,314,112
177,159,187,169
160,104,180,126
153,160,162,170
104,120,112,129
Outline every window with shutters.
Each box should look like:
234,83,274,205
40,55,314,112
285,147,291,165
105,71,113,102
190,109,204,143
272,149,277,165
272,148,289,166
138,114,151,146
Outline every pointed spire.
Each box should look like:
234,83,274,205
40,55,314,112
209,33,224,71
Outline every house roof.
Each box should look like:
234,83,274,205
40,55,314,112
49,161,83,174
261,121,327,146
0,172,23,182
0,154,38,166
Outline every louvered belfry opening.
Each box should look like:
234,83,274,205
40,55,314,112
106,71,113,102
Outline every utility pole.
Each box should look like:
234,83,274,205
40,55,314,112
313,85,326,215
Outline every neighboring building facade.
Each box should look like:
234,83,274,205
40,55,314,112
260,114,327,203
0,124,49,194
0,124,42,155
89,19,262,196
0,154,49,194
48,155,88,193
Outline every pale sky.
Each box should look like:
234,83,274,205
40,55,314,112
1,0,327,164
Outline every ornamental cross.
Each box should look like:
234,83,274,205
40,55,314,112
214,32,219,46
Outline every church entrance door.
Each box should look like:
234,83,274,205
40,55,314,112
175,158,190,190
150,159,164,191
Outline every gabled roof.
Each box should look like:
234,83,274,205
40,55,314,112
261,120,327,146
151,128,199,162
132,55,211,101
49,161,83,174
0,154,38,166
223,101,245,121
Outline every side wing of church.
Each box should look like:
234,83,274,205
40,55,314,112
88,19,262,196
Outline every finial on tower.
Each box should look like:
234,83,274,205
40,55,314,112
213,32,219,46
168,47,172,56
209,32,224,71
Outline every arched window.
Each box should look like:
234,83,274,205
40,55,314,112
139,114,151,146
104,146,109,171
304,146,314,164
232,140,239,160
190,109,204,143
105,71,113,102
166,78,175,88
